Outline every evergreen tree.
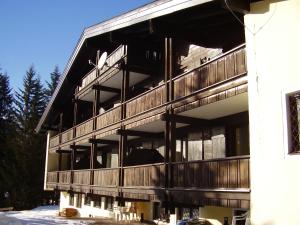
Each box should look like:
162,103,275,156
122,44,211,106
13,65,47,209
45,65,60,101
0,70,16,207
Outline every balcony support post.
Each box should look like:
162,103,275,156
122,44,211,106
90,143,97,186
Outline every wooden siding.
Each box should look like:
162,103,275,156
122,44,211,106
49,135,60,148
75,118,94,138
47,171,57,183
96,106,121,129
93,168,118,187
58,171,71,184
172,156,250,189
73,170,91,185
173,45,246,100
61,128,73,144
123,163,165,187
126,85,165,118
79,45,126,92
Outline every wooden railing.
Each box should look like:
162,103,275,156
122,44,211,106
79,69,97,91
49,135,60,148
126,85,165,118
79,45,126,91
75,118,94,138
73,170,91,186
96,106,121,129
58,171,71,184
123,163,165,187
47,171,58,183
172,155,250,189
93,168,119,187
61,128,74,144
173,45,246,100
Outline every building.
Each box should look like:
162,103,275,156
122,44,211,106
36,0,300,224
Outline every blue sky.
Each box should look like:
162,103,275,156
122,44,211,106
0,0,150,91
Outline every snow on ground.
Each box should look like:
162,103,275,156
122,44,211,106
0,205,96,225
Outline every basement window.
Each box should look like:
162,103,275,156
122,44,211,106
288,92,300,153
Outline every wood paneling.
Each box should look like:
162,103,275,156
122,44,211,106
58,171,71,184
123,163,165,187
172,156,250,189
61,128,74,144
126,85,165,118
174,45,246,100
49,135,60,148
96,106,121,129
93,168,119,187
47,171,57,183
75,118,94,138
73,170,91,185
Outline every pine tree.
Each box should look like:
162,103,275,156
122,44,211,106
0,70,16,207
45,65,60,101
13,65,47,209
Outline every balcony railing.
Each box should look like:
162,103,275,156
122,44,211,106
172,155,250,189
79,45,126,92
173,44,246,100
73,170,91,186
126,85,165,118
58,171,71,184
49,135,60,148
123,163,165,187
61,128,74,144
47,171,58,183
75,118,94,138
93,168,119,187
47,156,249,193
96,106,121,130
48,45,247,149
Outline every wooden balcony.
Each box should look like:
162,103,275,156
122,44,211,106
126,84,165,118
57,171,71,190
46,171,58,189
96,106,121,129
123,163,165,188
78,45,126,93
172,155,250,189
49,134,60,149
75,118,94,138
173,45,246,100
93,168,119,187
61,128,74,144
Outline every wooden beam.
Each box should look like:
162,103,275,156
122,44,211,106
161,114,210,126
70,144,91,150
92,84,121,94
55,150,72,154
89,138,119,145
117,129,163,139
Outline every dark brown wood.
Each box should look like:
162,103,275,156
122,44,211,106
117,129,163,139
162,114,210,126
70,144,91,150
89,138,119,145
92,84,121,94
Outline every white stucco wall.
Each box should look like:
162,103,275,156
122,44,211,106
245,1,300,224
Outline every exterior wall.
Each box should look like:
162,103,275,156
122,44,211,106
135,202,153,221
199,206,232,225
245,1,300,224
59,192,114,218
44,131,58,190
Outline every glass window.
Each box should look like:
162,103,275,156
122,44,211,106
289,93,300,153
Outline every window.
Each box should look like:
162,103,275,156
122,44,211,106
69,194,74,206
288,92,300,153
104,196,113,210
76,194,82,208
93,196,101,208
84,195,91,206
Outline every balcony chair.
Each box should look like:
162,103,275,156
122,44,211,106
231,211,250,225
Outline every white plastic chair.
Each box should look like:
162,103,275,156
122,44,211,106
232,211,250,225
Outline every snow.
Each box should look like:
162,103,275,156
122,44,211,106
0,205,96,225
